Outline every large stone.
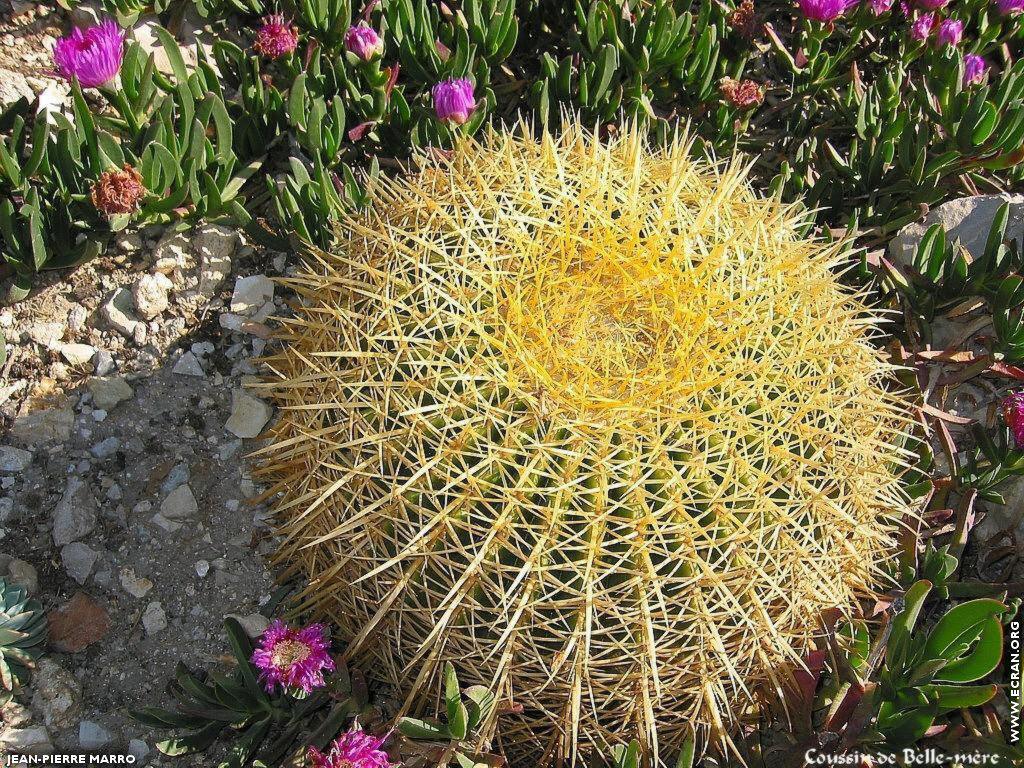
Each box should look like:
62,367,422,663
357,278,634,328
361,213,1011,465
0,67,33,110
131,15,198,76
59,343,97,366
78,720,114,750
48,592,110,653
52,477,97,546
889,194,1024,267
101,287,143,340
230,275,275,315
9,407,74,446
30,659,81,728
88,375,133,410
61,542,98,585
195,224,239,297
172,351,206,377
26,322,64,349
0,445,32,472
225,389,273,438
142,601,168,635
0,726,53,754
132,272,173,320
160,483,198,520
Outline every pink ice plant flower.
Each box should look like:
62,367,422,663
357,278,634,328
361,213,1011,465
936,18,964,46
869,0,895,14
1003,392,1024,448
307,726,397,768
915,0,949,8
432,78,477,124
798,0,858,21
250,620,334,695
345,24,384,61
911,12,936,39
53,18,124,88
996,0,1024,13
964,53,988,84
254,14,299,59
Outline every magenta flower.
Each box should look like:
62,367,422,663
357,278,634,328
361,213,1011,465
254,14,299,59
911,12,936,39
1003,393,1024,448
250,620,334,695
870,0,895,14
936,18,964,46
996,0,1024,13
915,0,948,8
307,726,397,768
432,78,477,125
798,0,858,20
345,24,383,61
53,19,124,89
964,53,988,84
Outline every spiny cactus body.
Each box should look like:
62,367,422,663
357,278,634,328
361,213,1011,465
259,123,913,763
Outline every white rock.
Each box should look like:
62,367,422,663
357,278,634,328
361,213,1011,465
87,376,133,411
0,726,53,754
78,720,113,750
142,601,168,635
59,343,96,366
195,224,239,297
0,445,32,472
0,67,33,110
172,351,206,377
52,477,97,547
132,272,174,320
225,389,273,438
27,322,64,349
61,542,98,585
7,558,38,594
160,483,198,520
119,567,153,598
889,193,1024,267
101,287,143,339
31,659,81,729
66,304,88,334
93,349,116,376
231,275,275,315
194,559,210,578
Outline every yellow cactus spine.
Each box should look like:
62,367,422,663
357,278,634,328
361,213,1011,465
256,121,914,765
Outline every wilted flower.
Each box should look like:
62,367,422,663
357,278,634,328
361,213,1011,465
798,0,858,22
936,18,964,46
964,53,988,84
869,0,895,14
432,78,476,124
90,164,145,215
996,0,1024,14
720,77,765,109
345,24,384,61
253,14,299,59
53,19,124,88
910,12,936,40
1003,392,1024,448
729,0,762,38
250,620,334,694
307,727,397,768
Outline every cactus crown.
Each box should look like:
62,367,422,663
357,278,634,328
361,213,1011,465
261,122,914,763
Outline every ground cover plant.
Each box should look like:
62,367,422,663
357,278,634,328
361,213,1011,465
3,0,1024,766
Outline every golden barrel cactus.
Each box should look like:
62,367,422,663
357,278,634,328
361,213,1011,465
258,122,913,763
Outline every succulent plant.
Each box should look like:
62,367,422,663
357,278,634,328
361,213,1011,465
0,577,46,706
259,121,913,761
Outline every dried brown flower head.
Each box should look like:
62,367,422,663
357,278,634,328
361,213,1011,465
90,164,145,216
729,0,762,39
720,76,765,109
